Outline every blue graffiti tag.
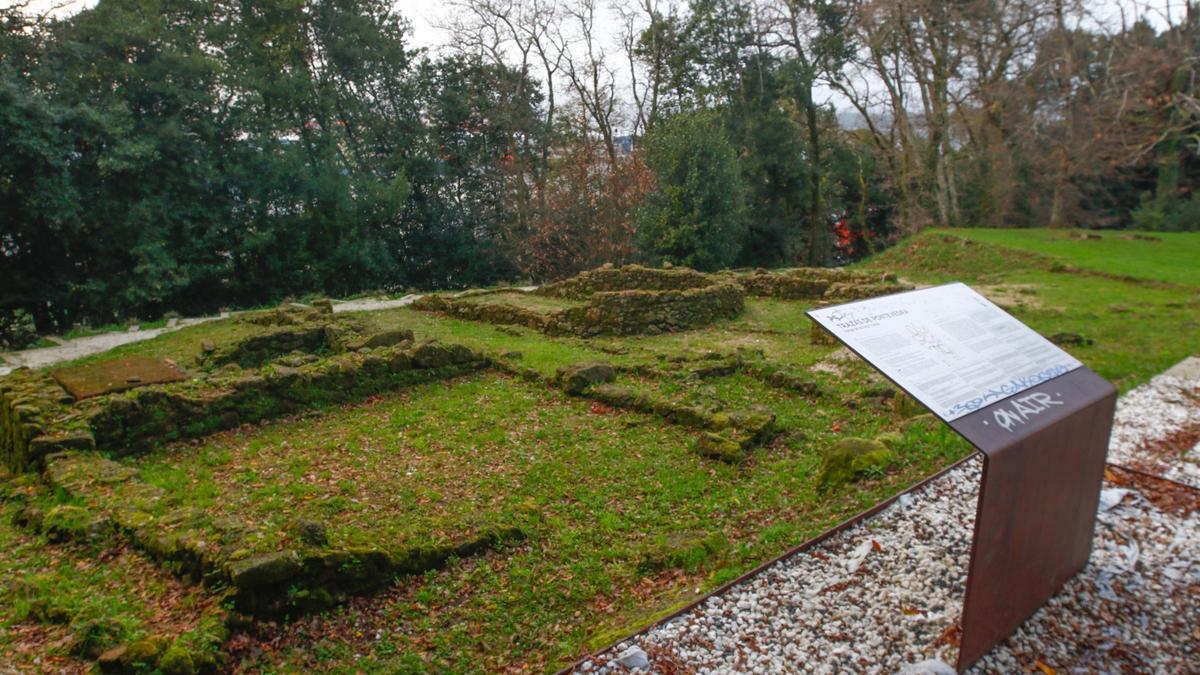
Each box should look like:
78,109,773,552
944,364,1073,419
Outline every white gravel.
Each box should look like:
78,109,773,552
1106,357,1200,488
0,315,225,375
576,358,1200,674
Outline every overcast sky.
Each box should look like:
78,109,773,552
13,0,1188,129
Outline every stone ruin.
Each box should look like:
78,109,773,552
725,266,908,302
198,303,411,369
0,302,501,650
416,264,746,337
415,263,910,338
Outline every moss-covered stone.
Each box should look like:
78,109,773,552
723,267,909,301
0,369,83,472
537,264,713,298
418,265,746,337
875,431,904,450
79,341,488,456
354,328,414,350
125,636,168,665
555,361,616,394
96,644,129,673
228,551,303,589
584,385,776,454
546,281,744,337
637,530,729,572
66,617,122,658
892,391,926,418
291,519,328,547
41,504,108,543
818,437,896,491
694,433,744,463
157,645,196,675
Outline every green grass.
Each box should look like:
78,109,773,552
136,372,966,673
136,372,686,552
0,475,218,670
938,228,1200,287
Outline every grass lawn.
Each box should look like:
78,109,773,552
0,476,221,672
135,372,700,553
936,227,1200,287
164,373,965,672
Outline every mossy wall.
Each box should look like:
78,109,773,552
536,264,713,299
0,370,95,472
85,341,488,456
727,268,908,301
41,449,525,617
546,281,745,336
412,295,545,331
198,313,379,369
3,336,508,622
417,266,747,337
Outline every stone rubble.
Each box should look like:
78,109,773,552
575,358,1200,674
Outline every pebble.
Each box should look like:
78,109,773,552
1106,364,1200,488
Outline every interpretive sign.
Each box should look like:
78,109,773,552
808,283,1116,672
807,283,1081,421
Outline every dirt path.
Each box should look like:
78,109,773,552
0,295,424,376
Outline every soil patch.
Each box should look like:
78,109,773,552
51,356,188,400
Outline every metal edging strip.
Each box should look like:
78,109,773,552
1106,461,1200,493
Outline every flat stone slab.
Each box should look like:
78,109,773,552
51,355,188,400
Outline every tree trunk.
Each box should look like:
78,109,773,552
804,93,825,266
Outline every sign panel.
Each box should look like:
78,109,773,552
807,282,1082,422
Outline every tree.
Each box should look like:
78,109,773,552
636,110,746,269
518,138,653,280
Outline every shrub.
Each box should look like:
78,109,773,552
636,111,747,270
0,308,38,350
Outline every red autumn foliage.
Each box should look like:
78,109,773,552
516,139,654,282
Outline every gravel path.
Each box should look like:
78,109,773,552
576,358,1200,674
1107,356,1200,488
0,295,423,377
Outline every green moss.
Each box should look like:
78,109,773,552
158,644,196,675
694,432,744,463
638,531,729,573
41,504,107,543
818,437,896,491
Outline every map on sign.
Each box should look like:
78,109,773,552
807,283,1082,422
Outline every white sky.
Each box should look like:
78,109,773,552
10,0,1188,132
16,0,1184,55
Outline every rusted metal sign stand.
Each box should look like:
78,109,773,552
947,368,1115,669
808,284,1116,672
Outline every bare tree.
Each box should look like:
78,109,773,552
558,0,622,165
613,0,678,137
